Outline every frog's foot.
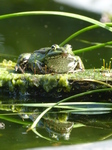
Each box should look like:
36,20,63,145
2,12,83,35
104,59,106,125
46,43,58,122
67,58,85,73
15,65,25,73
68,68,84,74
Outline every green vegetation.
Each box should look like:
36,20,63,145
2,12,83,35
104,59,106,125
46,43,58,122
0,11,112,141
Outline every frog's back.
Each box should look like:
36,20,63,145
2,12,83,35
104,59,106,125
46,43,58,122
29,47,51,62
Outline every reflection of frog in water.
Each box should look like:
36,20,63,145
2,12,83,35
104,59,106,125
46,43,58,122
19,109,74,140
0,104,74,140
15,44,85,74
42,117,74,140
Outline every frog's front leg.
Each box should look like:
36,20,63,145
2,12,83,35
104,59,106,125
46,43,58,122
30,60,46,74
76,56,85,71
15,64,25,74
68,56,85,73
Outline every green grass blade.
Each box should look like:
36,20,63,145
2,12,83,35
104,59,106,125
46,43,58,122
73,123,86,128
0,115,31,126
77,39,112,48
60,23,112,47
27,107,51,132
60,24,99,46
32,128,53,141
73,40,112,54
0,11,112,32
1,102,112,107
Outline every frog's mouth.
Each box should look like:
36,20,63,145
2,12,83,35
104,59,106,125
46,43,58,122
46,50,71,61
47,50,68,57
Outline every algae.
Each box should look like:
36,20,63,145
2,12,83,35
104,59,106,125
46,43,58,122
0,59,112,98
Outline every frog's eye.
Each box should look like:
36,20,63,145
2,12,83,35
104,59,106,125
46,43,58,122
51,45,56,50
51,44,60,50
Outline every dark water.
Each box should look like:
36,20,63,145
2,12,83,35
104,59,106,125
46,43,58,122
0,0,112,150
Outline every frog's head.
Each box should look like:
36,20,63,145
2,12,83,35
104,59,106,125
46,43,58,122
43,44,76,73
46,44,73,57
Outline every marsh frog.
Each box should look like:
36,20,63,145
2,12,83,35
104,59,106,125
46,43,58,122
15,44,85,74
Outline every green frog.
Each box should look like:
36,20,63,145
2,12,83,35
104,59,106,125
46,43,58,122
15,44,85,74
